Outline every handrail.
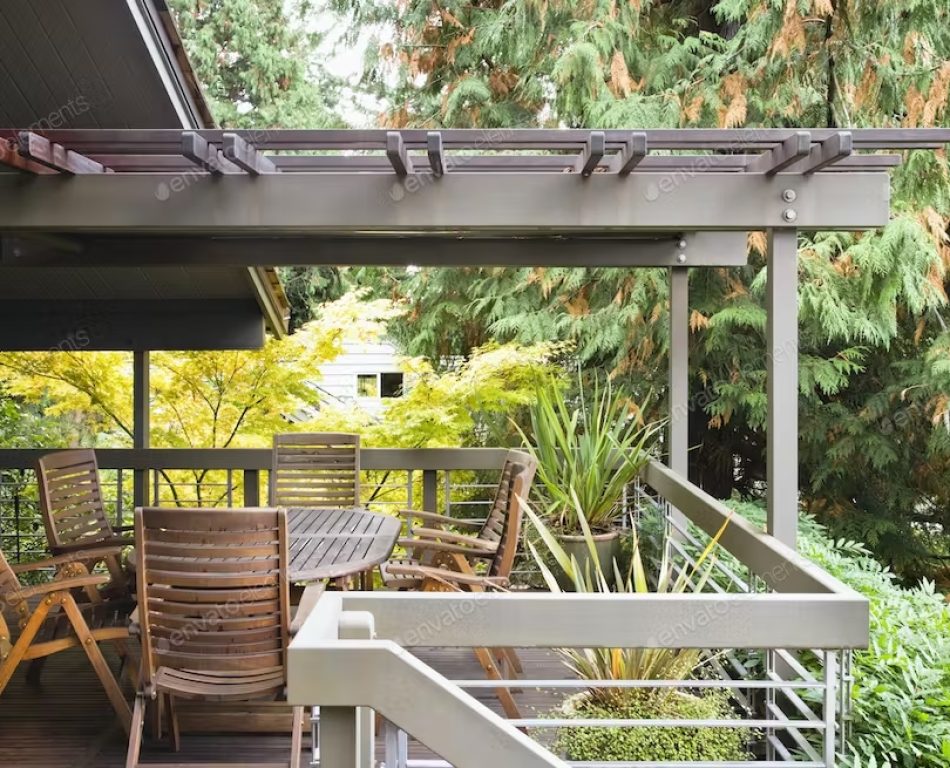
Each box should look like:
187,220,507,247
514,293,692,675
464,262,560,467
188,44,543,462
289,595,566,768
642,460,860,596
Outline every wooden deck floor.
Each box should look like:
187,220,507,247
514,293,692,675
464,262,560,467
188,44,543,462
0,643,569,767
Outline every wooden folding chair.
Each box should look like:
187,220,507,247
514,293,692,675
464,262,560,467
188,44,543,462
380,449,537,718
270,433,360,509
36,449,134,598
0,545,134,732
127,506,304,768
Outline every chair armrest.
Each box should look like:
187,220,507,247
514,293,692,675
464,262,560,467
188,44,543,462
396,537,497,558
396,510,483,530
384,562,509,590
10,546,127,574
53,537,134,554
408,528,499,548
9,574,112,601
290,583,327,636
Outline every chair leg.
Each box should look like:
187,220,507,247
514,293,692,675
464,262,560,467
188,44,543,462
0,599,52,695
126,694,146,768
151,692,164,740
501,647,524,675
291,706,305,768
25,656,48,685
60,594,132,734
473,647,521,720
167,694,181,752
25,611,65,684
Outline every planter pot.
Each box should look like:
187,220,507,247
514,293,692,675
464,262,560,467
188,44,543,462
556,530,620,590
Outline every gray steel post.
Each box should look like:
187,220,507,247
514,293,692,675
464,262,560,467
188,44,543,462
668,266,689,534
766,230,799,549
132,349,150,508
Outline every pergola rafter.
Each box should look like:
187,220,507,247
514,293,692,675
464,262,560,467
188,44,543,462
0,127,943,176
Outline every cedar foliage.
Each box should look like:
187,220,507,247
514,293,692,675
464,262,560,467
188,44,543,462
335,0,950,579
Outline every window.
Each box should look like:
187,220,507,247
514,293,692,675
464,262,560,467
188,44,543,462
356,374,378,398
380,372,404,398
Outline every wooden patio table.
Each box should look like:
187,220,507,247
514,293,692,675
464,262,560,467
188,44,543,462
286,506,401,583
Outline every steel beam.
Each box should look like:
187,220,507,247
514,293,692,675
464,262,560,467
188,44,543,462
612,132,648,174
0,232,749,268
766,229,800,549
427,132,445,178
221,132,277,175
0,299,266,351
576,131,605,176
386,132,412,176
17,132,108,174
0,172,891,233
748,132,811,175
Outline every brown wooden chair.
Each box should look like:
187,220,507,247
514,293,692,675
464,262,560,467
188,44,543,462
380,449,537,718
381,449,537,591
270,433,360,508
127,506,304,768
0,545,134,732
36,449,134,597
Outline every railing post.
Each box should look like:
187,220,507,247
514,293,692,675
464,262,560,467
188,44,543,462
243,469,261,507
132,349,150,508
824,651,838,767
422,469,438,513
320,707,358,768
342,612,376,768
667,265,689,535
320,611,376,768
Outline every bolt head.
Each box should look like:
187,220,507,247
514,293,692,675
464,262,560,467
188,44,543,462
782,208,798,223
782,189,797,203
678,239,687,249
676,253,687,264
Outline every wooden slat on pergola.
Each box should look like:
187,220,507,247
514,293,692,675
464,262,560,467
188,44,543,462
1,127,946,177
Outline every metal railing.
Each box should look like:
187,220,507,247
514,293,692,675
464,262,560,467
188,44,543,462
276,451,865,768
0,447,507,564
0,447,868,766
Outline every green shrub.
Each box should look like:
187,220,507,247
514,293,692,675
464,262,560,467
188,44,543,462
554,689,752,762
730,502,950,767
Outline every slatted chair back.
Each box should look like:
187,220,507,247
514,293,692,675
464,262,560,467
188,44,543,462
36,449,113,552
135,507,291,688
270,432,361,508
479,450,537,580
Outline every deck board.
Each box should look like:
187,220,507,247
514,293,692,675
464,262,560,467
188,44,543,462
0,643,570,766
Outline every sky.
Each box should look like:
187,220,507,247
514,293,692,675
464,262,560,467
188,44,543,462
308,5,384,126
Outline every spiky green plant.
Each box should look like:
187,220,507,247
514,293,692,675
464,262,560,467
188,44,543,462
516,376,663,534
525,502,732,705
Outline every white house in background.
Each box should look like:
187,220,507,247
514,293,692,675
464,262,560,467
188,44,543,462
312,341,406,415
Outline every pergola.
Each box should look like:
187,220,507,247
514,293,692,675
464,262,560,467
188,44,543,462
2,126,948,551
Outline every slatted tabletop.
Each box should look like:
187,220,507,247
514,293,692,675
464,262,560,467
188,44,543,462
287,507,401,582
